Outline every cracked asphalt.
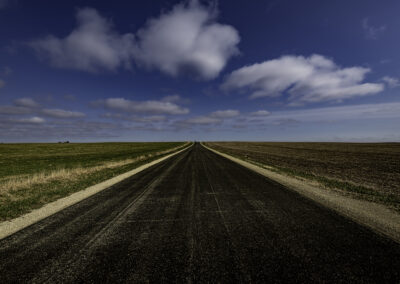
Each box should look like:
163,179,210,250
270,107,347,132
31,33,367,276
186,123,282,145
1,143,399,283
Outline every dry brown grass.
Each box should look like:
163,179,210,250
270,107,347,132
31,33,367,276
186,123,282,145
0,144,187,198
0,157,143,195
0,142,189,220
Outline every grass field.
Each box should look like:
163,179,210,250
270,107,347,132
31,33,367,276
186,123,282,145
205,142,400,211
0,142,187,220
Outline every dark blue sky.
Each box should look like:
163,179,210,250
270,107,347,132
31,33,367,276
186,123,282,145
1,0,399,142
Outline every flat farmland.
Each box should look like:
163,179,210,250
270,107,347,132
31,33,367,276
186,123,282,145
1,143,399,282
0,142,186,220
205,142,400,210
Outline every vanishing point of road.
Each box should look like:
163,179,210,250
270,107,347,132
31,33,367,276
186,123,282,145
1,143,399,282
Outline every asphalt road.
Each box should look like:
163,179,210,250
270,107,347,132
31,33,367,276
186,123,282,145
1,143,400,283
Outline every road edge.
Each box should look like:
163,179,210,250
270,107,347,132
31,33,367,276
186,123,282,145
0,143,193,240
201,143,400,243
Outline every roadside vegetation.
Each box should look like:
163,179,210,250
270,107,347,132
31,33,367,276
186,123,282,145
0,142,188,220
205,142,400,211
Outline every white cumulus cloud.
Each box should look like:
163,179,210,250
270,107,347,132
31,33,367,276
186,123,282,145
222,54,384,104
132,0,240,79
30,8,135,73
30,2,240,79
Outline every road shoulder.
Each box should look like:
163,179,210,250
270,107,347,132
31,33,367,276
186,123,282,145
0,143,192,240
202,143,400,243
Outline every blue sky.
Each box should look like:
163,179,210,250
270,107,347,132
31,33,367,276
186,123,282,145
0,0,399,142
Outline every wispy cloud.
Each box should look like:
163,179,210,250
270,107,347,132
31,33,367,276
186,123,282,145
1,66,12,75
250,110,270,117
174,102,400,132
94,97,189,115
41,108,85,118
182,116,222,125
175,109,239,129
12,116,45,124
362,18,386,40
382,76,400,88
0,105,32,115
0,98,125,141
0,98,85,119
251,102,400,123
0,115,46,125
161,94,190,104
222,54,384,104
210,109,240,118
14,98,40,108
63,94,76,101
102,112,167,123
0,119,125,142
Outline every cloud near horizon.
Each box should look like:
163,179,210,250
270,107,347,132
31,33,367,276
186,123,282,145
0,98,125,141
94,97,189,115
222,54,384,104
30,1,240,79
250,110,270,116
0,98,85,120
41,108,85,118
210,109,240,118
269,101,400,122
14,98,40,108
13,116,45,124
177,109,240,127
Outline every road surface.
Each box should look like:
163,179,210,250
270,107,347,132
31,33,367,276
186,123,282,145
1,143,400,282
